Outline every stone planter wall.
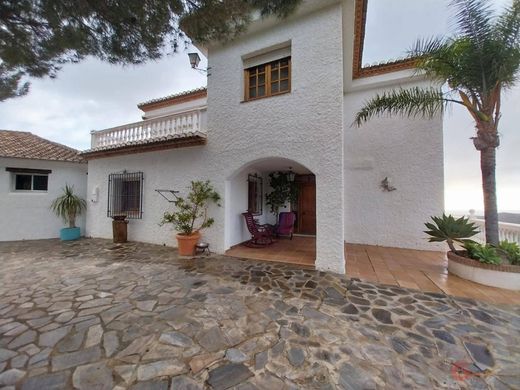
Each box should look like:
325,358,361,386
447,251,520,291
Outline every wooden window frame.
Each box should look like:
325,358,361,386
247,174,263,216
244,57,291,102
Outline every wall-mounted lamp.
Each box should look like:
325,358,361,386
380,177,396,192
188,52,201,69
188,52,210,75
91,186,99,203
288,167,296,182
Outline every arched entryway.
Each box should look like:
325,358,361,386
224,157,317,266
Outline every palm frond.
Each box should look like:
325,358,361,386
50,184,87,228
494,0,520,48
354,87,446,127
450,0,493,42
408,37,449,59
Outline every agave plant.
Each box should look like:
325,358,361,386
424,214,480,252
50,184,87,228
355,0,520,246
464,241,502,264
497,240,520,265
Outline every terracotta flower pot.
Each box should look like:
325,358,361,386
176,231,201,256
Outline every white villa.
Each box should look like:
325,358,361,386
82,0,444,274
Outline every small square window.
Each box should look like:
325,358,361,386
13,173,48,191
33,175,48,191
245,57,291,101
15,175,32,190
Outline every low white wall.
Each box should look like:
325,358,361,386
86,146,214,247
142,97,207,120
343,80,445,250
448,258,520,291
0,157,88,241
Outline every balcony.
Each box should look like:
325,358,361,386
81,108,207,159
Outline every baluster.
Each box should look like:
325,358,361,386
155,121,160,138
194,111,200,131
182,115,187,133
187,113,195,131
168,118,173,136
162,119,167,136
174,117,179,134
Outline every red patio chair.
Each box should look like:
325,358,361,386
242,212,274,247
276,212,296,239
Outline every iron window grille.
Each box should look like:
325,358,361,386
107,172,144,219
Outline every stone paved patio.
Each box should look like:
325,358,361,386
0,239,519,390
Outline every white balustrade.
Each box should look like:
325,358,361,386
90,107,207,149
469,218,520,244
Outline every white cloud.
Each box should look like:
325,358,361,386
0,50,207,150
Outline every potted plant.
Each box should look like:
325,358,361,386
161,180,220,256
265,171,299,220
51,184,87,241
425,214,520,290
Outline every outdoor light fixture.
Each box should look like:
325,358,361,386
188,52,201,69
288,167,296,182
188,52,210,75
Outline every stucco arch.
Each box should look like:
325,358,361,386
225,156,315,181
222,155,344,274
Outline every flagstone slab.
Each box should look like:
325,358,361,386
0,238,518,390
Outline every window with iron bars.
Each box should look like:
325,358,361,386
107,172,143,219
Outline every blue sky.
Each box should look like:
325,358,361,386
0,0,517,213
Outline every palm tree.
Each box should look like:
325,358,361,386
355,0,520,246
51,184,87,228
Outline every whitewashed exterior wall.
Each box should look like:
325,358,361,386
142,97,207,120
0,158,88,241
86,0,446,272
208,3,345,273
343,79,444,250
86,3,346,273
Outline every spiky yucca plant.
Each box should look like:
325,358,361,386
355,0,520,246
424,214,480,252
50,184,87,228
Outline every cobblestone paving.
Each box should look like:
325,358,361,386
0,239,519,390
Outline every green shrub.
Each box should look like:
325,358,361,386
424,214,480,252
497,240,520,265
161,181,220,235
463,241,502,265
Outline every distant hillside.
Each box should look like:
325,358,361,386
477,213,520,224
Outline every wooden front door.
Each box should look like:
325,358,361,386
295,176,316,235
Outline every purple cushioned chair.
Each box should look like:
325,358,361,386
276,212,296,239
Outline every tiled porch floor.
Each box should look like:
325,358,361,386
226,237,520,305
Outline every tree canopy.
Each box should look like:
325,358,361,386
0,0,301,101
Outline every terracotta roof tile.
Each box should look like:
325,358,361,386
0,130,85,163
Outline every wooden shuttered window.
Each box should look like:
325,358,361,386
244,57,291,101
